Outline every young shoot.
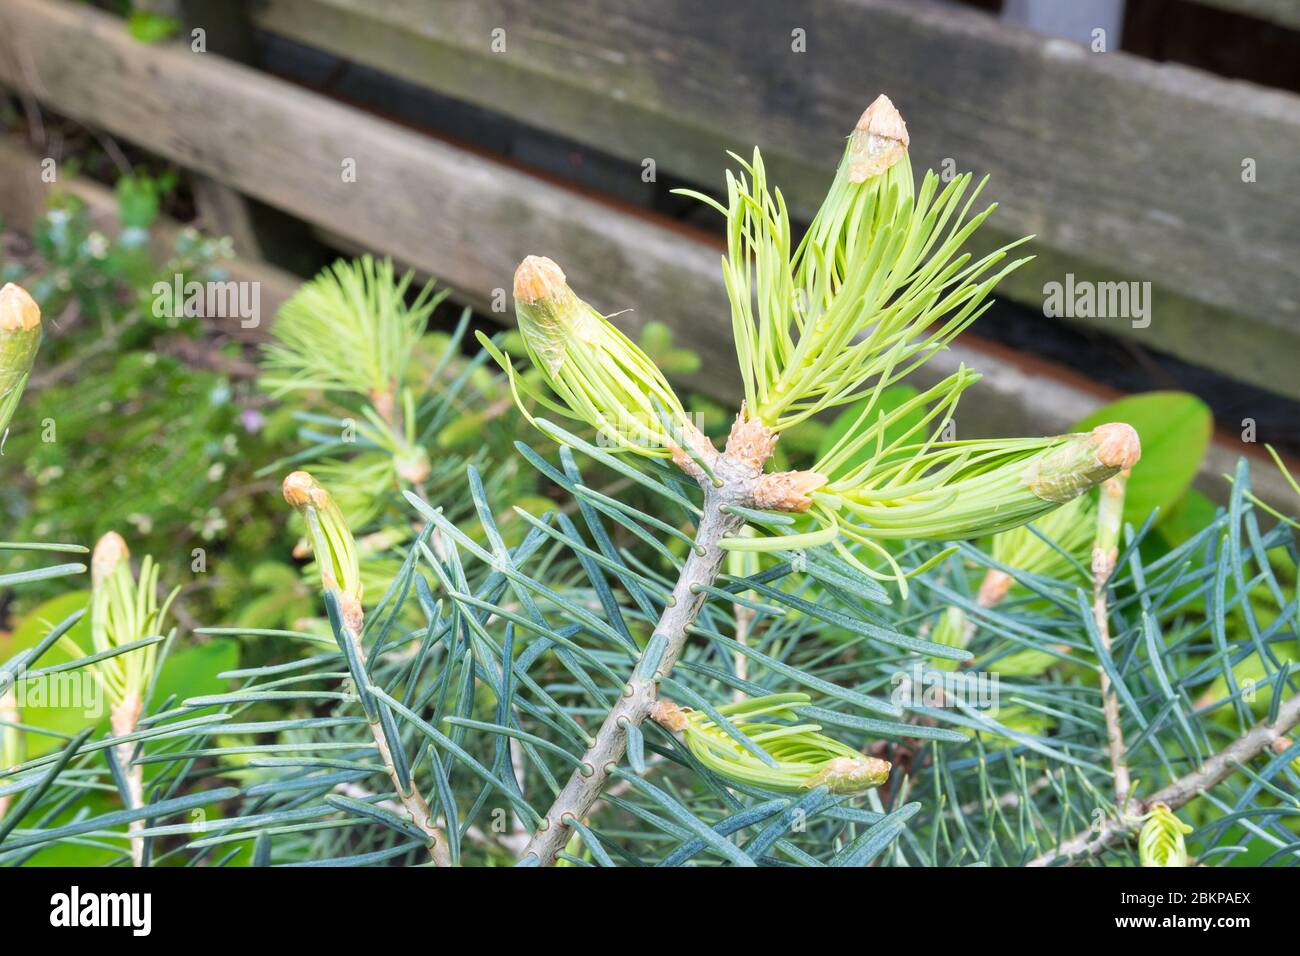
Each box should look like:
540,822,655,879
479,256,693,459
279,470,452,865
1137,802,1194,867
735,423,1140,591
0,283,42,439
282,471,364,631
262,257,445,412
679,95,1030,435
57,531,177,866
652,694,891,795
58,532,176,735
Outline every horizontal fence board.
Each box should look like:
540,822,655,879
0,0,1290,507
1,138,1286,512
251,0,1300,400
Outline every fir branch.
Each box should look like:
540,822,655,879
330,596,451,867
1028,690,1300,866
1091,472,1132,806
283,472,452,866
521,420,770,865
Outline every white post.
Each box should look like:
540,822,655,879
1002,0,1127,49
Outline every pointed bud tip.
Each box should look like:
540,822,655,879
91,531,130,587
513,255,568,304
282,470,317,508
93,531,130,566
0,283,41,332
848,94,910,182
1091,423,1141,470
805,755,892,793
855,93,910,147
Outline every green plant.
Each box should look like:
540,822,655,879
650,693,891,794
0,283,41,441
476,95,1142,864
56,531,177,865
2,98,1298,872
1137,802,1194,867
2,187,290,631
281,470,451,865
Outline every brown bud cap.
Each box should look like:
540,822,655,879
856,94,909,146
724,406,778,472
0,283,40,332
848,94,910,182
977,569,1013,607
282,470,320,509
803,755,892,794
751,470,828,512
650,699,690,732
512,255,590,375
92,531,130,588
513,255,568,305
282,471,363,629
339,596,364,634
1091,423,1141,471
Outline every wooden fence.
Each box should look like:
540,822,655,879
0,0,1297,500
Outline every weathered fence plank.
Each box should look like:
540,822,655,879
3,131,1283,507
0,0,1292,505
250,0,1300,400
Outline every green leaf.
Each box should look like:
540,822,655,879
1155,487,1219,546
151,639,241,714
1072,391,1211,527
638,321,701,377
0,592,97,758
126,12,180,44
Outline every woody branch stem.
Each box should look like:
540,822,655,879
1093,472,1132,806
343,622,452,867
1028,690,1300,866
521,419,771,865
